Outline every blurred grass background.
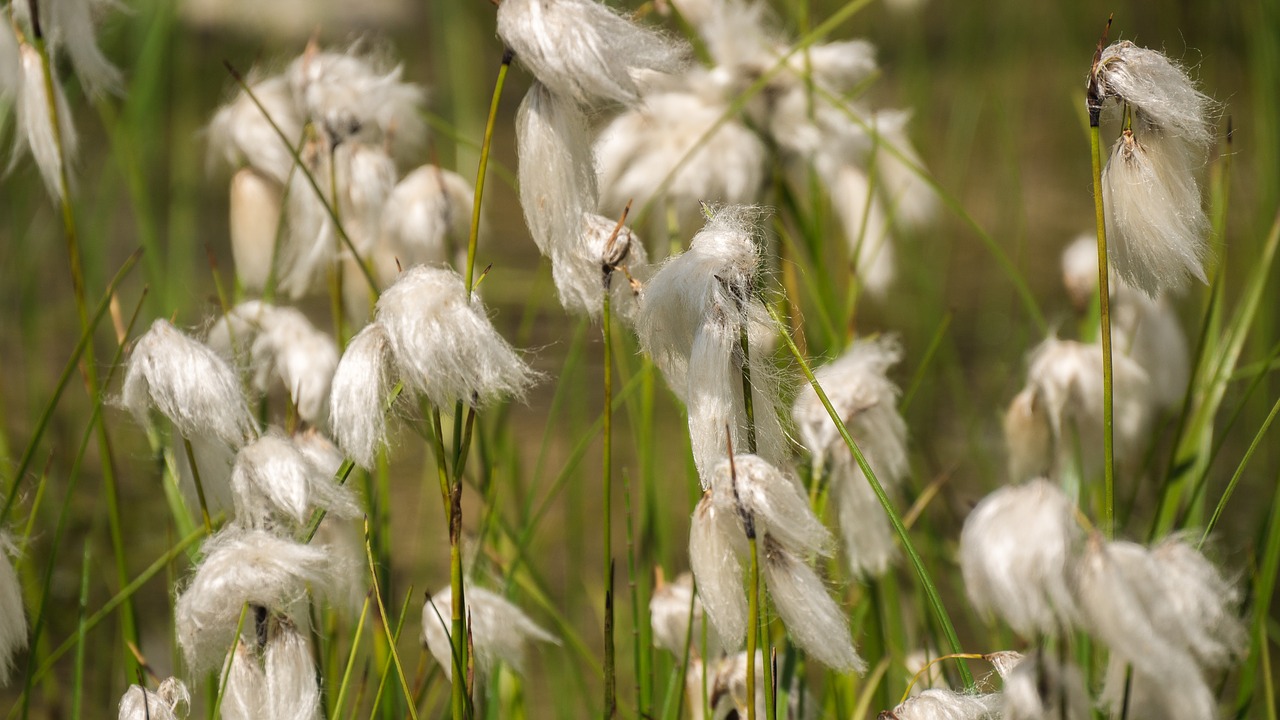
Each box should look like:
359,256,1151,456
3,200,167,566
0,0,1277,716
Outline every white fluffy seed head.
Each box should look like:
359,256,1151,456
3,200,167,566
516,82,598,258
1093,41,1214,151
175,527,350,673
277,141,394,300
229,431,360,531
822,162,896,299
1001,652,1090,720
827,455,898,577
1002,388,1053,483
638,206,762,383
14,42,78,202
1014,337,1154,480
1102,127,1209,297
1075,535,1218,720
880,688,1003,720
650,571,722,659
122,319,258,449
220,642,266,720
792,337,907,576
761,535,864,672
0,535,26,685
379,164,474,281
421,585,557,682
287,45,426,156
594,78,767,228
708,454,830,557
959,479,1081,636
497,0,688,107
793,336,907,474
263,619,322,720
328,322,395,468
229,168,284,294
689,494,747,650
12,0,121,97
208,75,303,185
376,266,539,409
550,212,649,317
869,110,938,232
708,651,768,720
207,301,339,427
117,677,190,720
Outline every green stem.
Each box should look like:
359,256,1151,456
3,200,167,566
26,6,142,679
1089,124,1117,538
465,49,512,293
765,303,973,687
738,321,758,455
1200,392,1280,545
603,284,616,718
363,519,419,720
328,146,346,345
182,437,214,535
746,534,760,720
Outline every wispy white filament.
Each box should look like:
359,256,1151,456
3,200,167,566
220,642,266,720
208,75,303,185
761,535,864,671
207,301,339,427
1006,337,1153,482
229,431,359,530
117,677,190,720
421,585,556,682
793,336,908,576
328,322,394,468
637,207,788,482
1102,127,1209,296
708,455,830,556
379,164,474,280
0,534,26,684
650,571,721,659
959,480,1081,636
594,76,767,226
263,620,322,720
13,0,121,97
375,266,539,408
1001,651,1090,720
689,494,747,649
880,688,1002,720
287,44,426,155
13,42,77,202
1075,535,1218,720
122,319,258,449
175,527,348,672
1094,41,1214,151
497,0,688,107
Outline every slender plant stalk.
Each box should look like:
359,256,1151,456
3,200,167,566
328,144,346,345
222,62,378,295
465,49,511,293
1200,393,1280,544
1085,20,1117,538
745,534,760,720
442,47,513,720
364,518,419,720
766,303,974,686
71,542,90,720
603,279,617,718
182,437,214,534
1088,122,1117,538
24,3,141,680
2,248,142,524
209,604,252,719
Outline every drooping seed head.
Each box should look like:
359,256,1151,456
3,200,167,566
420,585,557,683
122,319,258,449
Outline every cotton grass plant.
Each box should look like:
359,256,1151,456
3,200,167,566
1,2,1278,719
